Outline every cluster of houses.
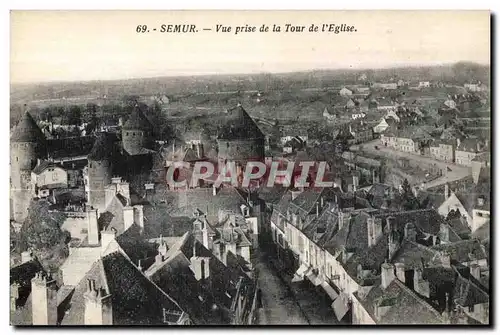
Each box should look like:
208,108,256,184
10,90,490,326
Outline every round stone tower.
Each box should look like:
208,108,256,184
86,133,113,213
216,104,265,170
10,111,47,222
121,105,153,156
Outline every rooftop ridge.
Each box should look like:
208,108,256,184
393,279,446,322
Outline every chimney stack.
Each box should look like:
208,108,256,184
101,228,117,254
470,263,481,281
133,205,144,230
31,272,58,325
404,222,417,241
87,208,99,246
439,223,450,244
381,262,396,289
395,263,405,283
123,206,135,231
21,250,34,264
441,251,451,268
367,217,383,247
413,268,430,298
444,183,450,199
84,279,113,325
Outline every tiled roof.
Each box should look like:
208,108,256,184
47,135,96,159
270,191,292,231
146,233,255,324
456,138,484,153
391,240,440,269
431,240,487,264
32,161,64,175
356,278,446,324
60,250,183,325
471,221,489,241
87,133,114,161
11,111,46,143
122,105,153,131
452,269,489,307
217,105,264,140
114,224,159,265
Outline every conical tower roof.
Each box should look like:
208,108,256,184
88,133,113,161
217,104,264,140
122,105,153,131
11,111,46,143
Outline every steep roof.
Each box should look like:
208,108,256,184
217,105,264,140
122,105,153,131
60,251,183,325
11,111,46,143
32,160,64,175
87,133,114,161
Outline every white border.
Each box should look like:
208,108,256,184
2,1,498,334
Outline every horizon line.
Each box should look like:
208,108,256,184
10,61,490,86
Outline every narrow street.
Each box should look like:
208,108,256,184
255,251,309,325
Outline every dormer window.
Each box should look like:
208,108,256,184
477,197,485,207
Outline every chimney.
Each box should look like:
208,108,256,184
395,263,405,283
367,217,383,247
413,268,430,298
84,279,113,325
381,262,396,289
316,202,320,217
123,206,134,231
352,174,359,192
477,196,485,207
291,189,303,200
31,272,58,325
21,250,34,264
439,224,450,244
196,143,204,159
386,216,396,233
470,263,481,281
404,222,417,241
87,208,99,246
11,282,20,311
212,185,218,196
155,235,167,257
101,228,117,253
133,205,144,230
444,183,450,199
441,251,451,268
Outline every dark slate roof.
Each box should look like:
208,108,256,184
168,186,248,219
452,270,489,308
257,186,288,206
142,204,194,238
114,224,159,265
391,240,440,269
47,135,96,159
88,133,114,161
122,105,153,131
373,209,444,236
60,250,183,325
356,277,446,324
270,191,293,231
32,160,64,175
147,233,255,324
471,221,490,241
217,105,264,140
11,111,46,143
431,240,487,264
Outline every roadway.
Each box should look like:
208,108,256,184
352,139,471,189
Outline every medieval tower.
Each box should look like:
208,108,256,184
10,111,47,222
216,104,265,171
121,104,153,156
86,133,113,213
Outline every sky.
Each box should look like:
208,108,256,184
10,10,490,83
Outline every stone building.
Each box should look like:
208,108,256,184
10,111,47,222
216,104,265,172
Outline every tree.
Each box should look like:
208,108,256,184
67,105,83,126
398,179,420,211
20,200,69,251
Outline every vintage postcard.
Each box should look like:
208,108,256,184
9,10,490,326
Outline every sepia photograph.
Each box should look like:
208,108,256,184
9,10,491,326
